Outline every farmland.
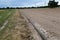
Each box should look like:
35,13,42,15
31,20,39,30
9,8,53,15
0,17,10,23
0,9,34,40
19,8,60,40
0,9,15,27
0,8,60,40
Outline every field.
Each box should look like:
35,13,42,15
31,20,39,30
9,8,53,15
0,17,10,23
1,8,60,40
0,9,15,27
19,8,60,39
0,9,34,40
0,9,16,40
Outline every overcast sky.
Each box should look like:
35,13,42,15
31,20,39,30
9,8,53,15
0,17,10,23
0,0,60,7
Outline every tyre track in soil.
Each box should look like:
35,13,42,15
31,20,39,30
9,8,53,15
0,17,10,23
19,8,60,40
18,10,42,40
22,15,59,40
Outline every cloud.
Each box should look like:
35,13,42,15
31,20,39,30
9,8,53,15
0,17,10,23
0,0,60,7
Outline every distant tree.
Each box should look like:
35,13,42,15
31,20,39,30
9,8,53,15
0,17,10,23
2,7,5,9
7,7,9,9
16,7,20,9
31,7,35,8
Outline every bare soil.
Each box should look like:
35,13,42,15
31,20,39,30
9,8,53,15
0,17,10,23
19,8,60,39
0,10,34,40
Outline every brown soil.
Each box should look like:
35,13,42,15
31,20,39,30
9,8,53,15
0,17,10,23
19,8,60,39
0,10,34,40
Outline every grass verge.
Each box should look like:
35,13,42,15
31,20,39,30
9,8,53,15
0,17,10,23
0,9,15,27
0,10,34,40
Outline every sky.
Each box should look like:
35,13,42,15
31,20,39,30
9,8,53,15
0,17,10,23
0,0,60,7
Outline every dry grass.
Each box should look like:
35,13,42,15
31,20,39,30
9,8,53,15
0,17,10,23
0,10,34,40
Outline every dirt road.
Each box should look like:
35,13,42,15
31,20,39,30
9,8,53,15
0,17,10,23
19,8,60,39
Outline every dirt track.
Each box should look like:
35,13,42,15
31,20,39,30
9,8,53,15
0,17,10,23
19,8,60,39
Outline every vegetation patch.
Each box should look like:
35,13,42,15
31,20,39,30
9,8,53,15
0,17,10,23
0,9,15,27
0,10,34,40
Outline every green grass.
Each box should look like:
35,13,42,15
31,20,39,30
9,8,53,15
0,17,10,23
0,9,16,40
0,9,15,26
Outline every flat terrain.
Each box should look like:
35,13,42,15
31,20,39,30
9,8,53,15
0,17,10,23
0,10,35,40
0,9,14,27
19,8,60,39
1,8,60,40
